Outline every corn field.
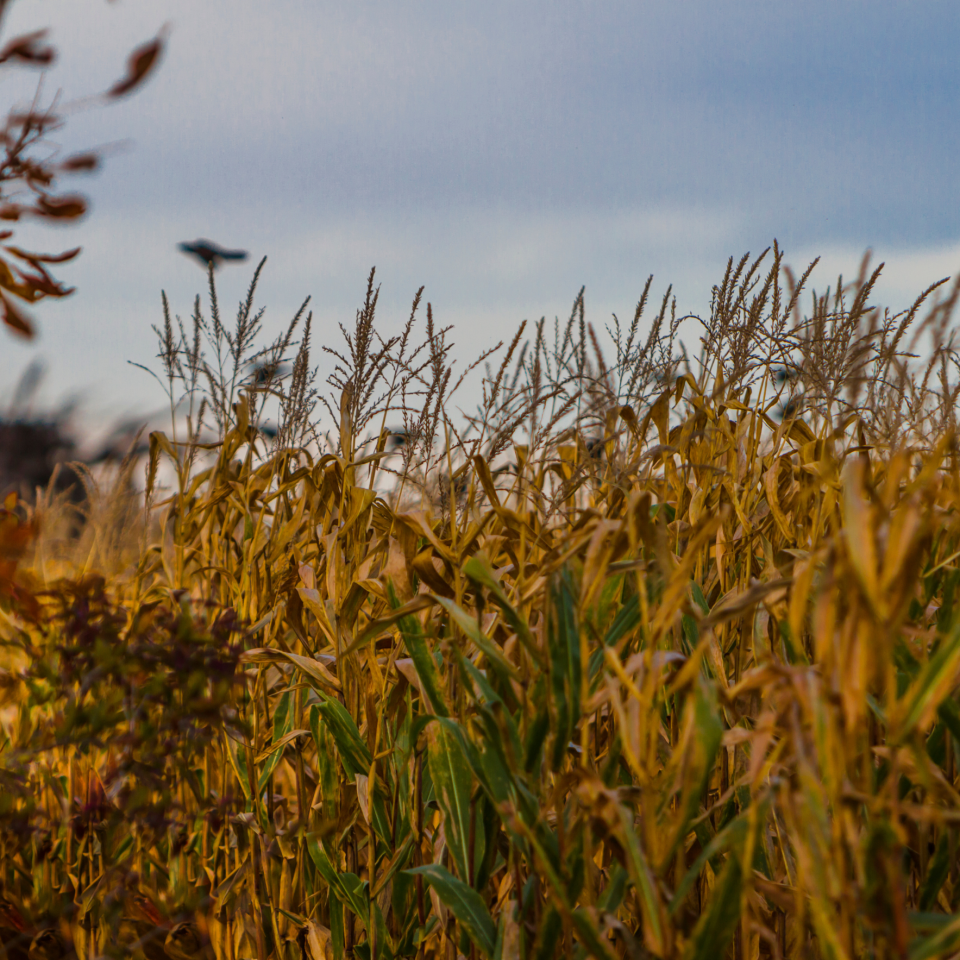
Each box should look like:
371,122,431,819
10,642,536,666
4,247,960,960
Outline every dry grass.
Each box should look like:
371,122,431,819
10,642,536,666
3,247,960,960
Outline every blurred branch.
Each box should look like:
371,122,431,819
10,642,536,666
0,3,166,338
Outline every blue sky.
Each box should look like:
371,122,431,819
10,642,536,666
1,0,958,429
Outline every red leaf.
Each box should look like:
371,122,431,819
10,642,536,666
15,269,74,299
34,194,87,219
0,30,56,66
0,294,34,338
6,109,60,130
0,894,28,933
4,244,82,264
107,31,166,98
59,152,100,173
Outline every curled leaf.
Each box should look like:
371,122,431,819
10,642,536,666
3,245,81,265
108,31,166,98
0,30,56,66
58,153,100,173
0,293,33,338
34,195,87,219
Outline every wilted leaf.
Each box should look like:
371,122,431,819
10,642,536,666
0,292,33,337
300,920,333,960
108,32,166,98
0,30,55,66
34,195,87,219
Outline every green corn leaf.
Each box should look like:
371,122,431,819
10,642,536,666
223,730,251,802
310,697,371,777
532,905,562,960
524,706,550,774
428,718,474,884
309,704,339,812
910,919,960,960
899,620,960,740
458,649,503,706
389,580,449,716
602,591,641,648
587,571,626,639
671,816,749,916
683,853,742,960
909,914,960,960
273,688,293,740
330,894,345,959
464,553,545,668
570,908,619,960
478,731,515,806
435,595,519,684
937,698,960,744
370,782,394,846
407,864,497,959
918,833,951,912
307,835,340,887
307,836,369,922
691,580,710,614
548,570,581,770
666,679,723,864
456,652,523,776
596,862,628,914
340,871,370,924
256,688,295,790
616,803,664,956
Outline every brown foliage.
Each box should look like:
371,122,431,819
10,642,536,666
0,5,166,337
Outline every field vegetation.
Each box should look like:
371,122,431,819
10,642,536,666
4,247,960,960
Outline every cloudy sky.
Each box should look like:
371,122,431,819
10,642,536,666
1,0,958,430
